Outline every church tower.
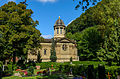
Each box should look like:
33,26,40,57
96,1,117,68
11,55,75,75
54,16,66,39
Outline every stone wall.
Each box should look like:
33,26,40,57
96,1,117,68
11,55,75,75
27,42,79,62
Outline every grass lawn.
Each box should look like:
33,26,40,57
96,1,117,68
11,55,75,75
2,76,49,79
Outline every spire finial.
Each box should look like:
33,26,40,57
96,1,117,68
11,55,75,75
59,16,60,19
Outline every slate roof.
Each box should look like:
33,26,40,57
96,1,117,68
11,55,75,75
42,37,76,44
54,16,65,27
42,39,52,43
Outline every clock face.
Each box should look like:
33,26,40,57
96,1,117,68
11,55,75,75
62,44,67,51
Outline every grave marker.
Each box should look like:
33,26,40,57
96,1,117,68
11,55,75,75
107,72,111,79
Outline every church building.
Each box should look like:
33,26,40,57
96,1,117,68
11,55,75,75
28,16,79,62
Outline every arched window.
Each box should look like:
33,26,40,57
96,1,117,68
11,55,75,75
57,28,59,34
62,44,67,51
44,49,47,55
60,27,62,34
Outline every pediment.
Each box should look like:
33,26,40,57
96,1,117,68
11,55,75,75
56,38,76,44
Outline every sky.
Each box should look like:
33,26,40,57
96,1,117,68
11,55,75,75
0,0,100,39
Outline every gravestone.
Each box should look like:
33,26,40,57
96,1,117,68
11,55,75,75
88,65,95,79
117,75,120,79
36,66,40,70
98,65,106,79
13,72,22,77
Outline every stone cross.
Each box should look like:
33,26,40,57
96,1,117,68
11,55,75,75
107,72,111,79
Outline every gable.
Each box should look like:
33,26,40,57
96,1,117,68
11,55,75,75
56,37,76,44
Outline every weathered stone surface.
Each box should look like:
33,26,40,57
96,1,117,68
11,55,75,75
13,72,22,77
117,75,120,79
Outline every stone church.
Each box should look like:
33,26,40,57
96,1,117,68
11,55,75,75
28,16,79,62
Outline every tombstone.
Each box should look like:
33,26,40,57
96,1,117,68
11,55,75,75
107,72,111,79
87,65,95,79
70,68,72,75
117,75,120,79
36,66,40,70
98,65,106,79
13,72,22,77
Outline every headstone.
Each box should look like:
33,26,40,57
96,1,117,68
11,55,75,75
98,65,106,79
107,72,111,79
13,72,22,77
36,66,40,70
117,75,120,79
88,65,95,79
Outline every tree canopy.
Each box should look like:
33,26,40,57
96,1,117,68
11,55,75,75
67,0,120,63
0,2,43,62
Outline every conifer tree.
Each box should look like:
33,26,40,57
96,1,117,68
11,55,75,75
37,51,42,63
50,38,57,62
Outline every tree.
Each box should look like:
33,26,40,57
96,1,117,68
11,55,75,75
50,38,57,62
66,0,120,62
97,19,120,65
78,26,103,60
37,51,42,63
73,0,102,10
0,2,43,63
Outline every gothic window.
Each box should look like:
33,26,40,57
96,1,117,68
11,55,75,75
57,28,59,34
62,44,67,51
60,28,62,34
44,49,47,55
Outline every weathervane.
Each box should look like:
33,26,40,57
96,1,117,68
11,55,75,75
20,0,28,5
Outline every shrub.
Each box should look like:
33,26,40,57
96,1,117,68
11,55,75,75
19,71,24,76
63,64,70,74
50,55,57,62
105,66,119,79
118,68,120,75
26,61,36,68
72,65,87,77
27,66,34,76
0,61,3,78
4,62,13,76
59,65,62,72
48,74,67,79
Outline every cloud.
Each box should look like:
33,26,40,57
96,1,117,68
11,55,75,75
41,35,53,39
37,0,57,3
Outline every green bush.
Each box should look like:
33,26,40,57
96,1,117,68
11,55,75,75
27,66,34,76
0,61,3,78
50,55,57,62
4,62,13,76
60,64,87,77
36,62,68,69
105,66,119,79
118,68,120,75
48,74,67,79
26,61,36,68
